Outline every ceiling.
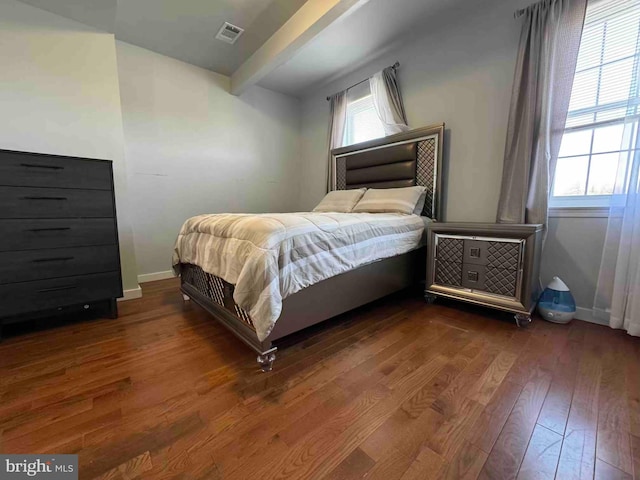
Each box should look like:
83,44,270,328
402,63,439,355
16,0,486,97
17,0,308,76
115,0,309,76
258,0,472,97
18,0,117,33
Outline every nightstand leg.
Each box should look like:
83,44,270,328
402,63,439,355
109,298,118,319
424,293,437,304
514,313,531,328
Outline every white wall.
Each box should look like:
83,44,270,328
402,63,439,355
297,0,608,317
116,41,301,278
0,0,139,293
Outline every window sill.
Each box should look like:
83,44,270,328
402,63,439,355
548,206,610,218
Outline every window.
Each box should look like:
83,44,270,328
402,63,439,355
552,0,640,208
343,83,385,146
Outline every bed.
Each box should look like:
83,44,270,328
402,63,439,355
175,124,444,371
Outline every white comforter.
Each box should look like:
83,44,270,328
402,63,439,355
173,212,426,341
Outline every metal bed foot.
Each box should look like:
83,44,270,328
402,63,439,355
257,352,277,372
182,294,190,302
514,313,532,328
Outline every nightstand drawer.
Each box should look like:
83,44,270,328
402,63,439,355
435,260,463,287
461,263,486,289
435,236,464,263
485,241,521,271
0,245,119,284
460,264,518,297
485,267,518,297
462,239,522,270
463,240,489,266
0,186,114,219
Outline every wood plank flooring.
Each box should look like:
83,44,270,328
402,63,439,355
1,278,639,480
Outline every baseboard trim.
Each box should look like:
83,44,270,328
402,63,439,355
138,270,175,284
574,306,608,326
119,286,142,302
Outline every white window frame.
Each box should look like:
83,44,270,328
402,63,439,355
550,0,640,216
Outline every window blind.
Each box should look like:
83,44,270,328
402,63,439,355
566,0,640,129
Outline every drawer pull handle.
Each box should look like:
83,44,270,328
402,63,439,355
469,248,481,258
467,271,479,282
22,196,68,201
33,256,75,263
37,285,76,293
27,227,71,232
20,163,64,170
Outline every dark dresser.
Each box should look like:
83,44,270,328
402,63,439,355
425,223,543,326
0,149,123,338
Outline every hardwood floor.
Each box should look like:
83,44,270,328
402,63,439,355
1,278,639,480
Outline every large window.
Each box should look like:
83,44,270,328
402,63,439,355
552,0,640,208
342,83,385,146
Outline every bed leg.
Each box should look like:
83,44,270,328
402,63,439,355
257,352,277,372
182,294,190,302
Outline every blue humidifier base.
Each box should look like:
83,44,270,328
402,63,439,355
538,303,574,324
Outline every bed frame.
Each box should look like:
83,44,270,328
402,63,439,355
180,124,445,371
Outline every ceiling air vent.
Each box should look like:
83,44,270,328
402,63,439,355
215,22,244,44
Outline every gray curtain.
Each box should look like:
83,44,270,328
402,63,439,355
327,90,347,192
496,0,586,225
369,66,409,136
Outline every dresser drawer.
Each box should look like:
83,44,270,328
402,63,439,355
0,219,117,251
0,272,122,317
0,186,114,219
0,245,119,284
0,152,112,190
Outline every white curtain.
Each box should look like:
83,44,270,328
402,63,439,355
369,67,409,136
594,120,640,337
326,91,347,192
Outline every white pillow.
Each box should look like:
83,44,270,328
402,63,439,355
413,191,427,215
352,186,426,215
313,188,367,213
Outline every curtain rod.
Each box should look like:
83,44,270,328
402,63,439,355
514,0,550,19
325,61,400,101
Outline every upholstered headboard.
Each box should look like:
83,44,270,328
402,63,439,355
331,124,445,220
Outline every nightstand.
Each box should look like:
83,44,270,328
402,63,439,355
425,222,543,326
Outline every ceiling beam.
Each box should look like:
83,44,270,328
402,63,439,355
230,0,370,96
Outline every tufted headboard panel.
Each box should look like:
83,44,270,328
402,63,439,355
331,124,445,220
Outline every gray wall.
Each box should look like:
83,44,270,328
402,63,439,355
117,42,301,278
297,0,607,318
